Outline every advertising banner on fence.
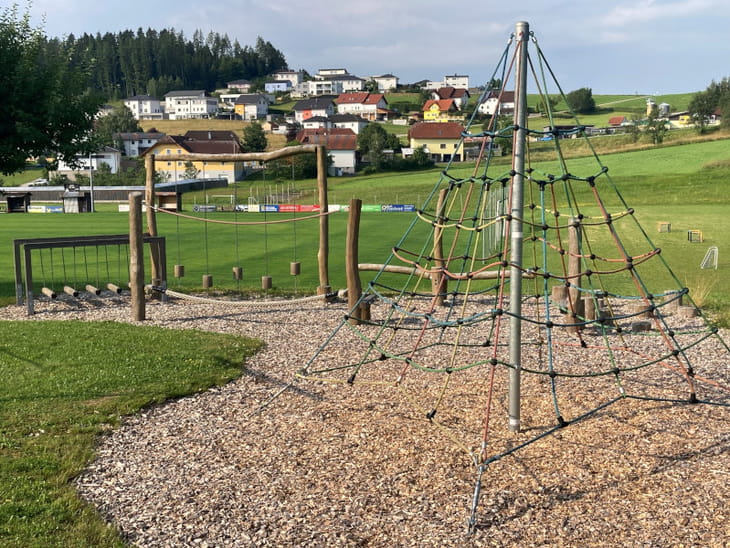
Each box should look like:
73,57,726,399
362,205,382,212
381,204,416,213
299,205,321,212
28,205,63,213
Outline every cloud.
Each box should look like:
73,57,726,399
605,0,717,26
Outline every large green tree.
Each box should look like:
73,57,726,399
0,4,103,174
688,77,730,133
241,121,268,152
565,87,596,115
357,123,401,170
94,105,142,148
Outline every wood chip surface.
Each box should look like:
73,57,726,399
2,294,728,547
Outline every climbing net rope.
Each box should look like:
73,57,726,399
296,27,730,530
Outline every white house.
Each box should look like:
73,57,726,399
301,116,330,130
295,128,358,175
424,74,470,91
295,79,344,97
330,114,368,134
444,74,470,89
114,130,165,157
264,80,292,94
56,147,122,175
123,95,163,120
273,69,304,86
314,68,364,92
317,68,348,77
431,87,471,110
477,90,516,116
164,90,218,120
234,94,270,120
292,97,336,123
371,74,399,92
226,79,252,92
336,92,388,121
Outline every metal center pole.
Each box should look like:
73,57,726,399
508,20,529,433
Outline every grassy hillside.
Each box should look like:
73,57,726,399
138,119,288,149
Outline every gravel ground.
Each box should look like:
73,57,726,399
2,293,729,547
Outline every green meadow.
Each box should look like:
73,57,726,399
3,136,729,317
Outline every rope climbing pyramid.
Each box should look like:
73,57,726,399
297,22,730,530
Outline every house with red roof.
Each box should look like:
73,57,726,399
336,92,389,121
141,130,244,182
295,128,358,175
408,122,465,162
431,87,471,110
608,116,629,127
422,99,460,122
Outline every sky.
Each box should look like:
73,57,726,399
25,0,730,95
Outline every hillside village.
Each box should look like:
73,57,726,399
52,67,717,185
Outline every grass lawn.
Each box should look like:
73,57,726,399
0,321,261,547
0,166,46,187
3,137,730,321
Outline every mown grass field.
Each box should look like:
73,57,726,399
3,136,729,319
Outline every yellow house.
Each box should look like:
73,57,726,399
141,131,244,183
422,99,459,122
408,122,465,162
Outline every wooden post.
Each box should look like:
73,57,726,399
129,192,145,321
567,218,584,333
144,154,161,289
316,145,331,296
432,188,448,306
346,199,364,324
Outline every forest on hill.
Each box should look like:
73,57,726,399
54,28,288,99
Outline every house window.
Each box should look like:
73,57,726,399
440,144,447,149
167,161,171,166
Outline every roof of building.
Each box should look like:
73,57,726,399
184,130,239,141
293,97,336,111
115,131,166,140
337,92,370,104
423,99,456,112
302,116,329,123
330,114,368,123
295,128,357,151
317,74,364,82
337,92,386,105
164,90,207,98
408,122,465,140
435,87,470,100
125,95,160,102
142,133,242,156
608,116,628,126
485,90,516,102
234,93,269,104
